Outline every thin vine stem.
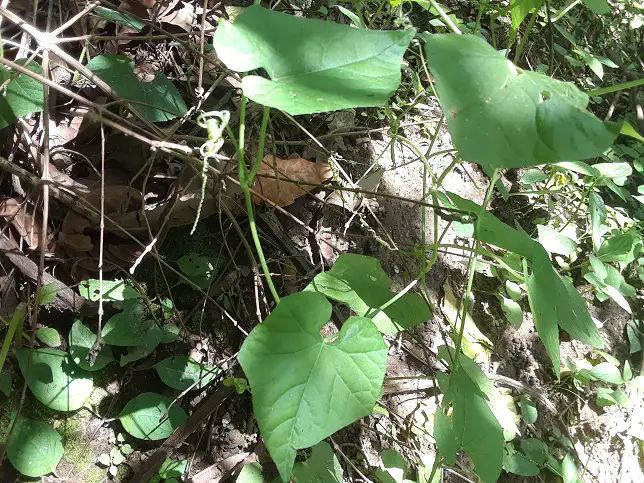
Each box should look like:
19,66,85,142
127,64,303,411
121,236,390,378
237,103,280,304
452,169,499,372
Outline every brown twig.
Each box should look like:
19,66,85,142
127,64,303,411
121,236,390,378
128,385,234,483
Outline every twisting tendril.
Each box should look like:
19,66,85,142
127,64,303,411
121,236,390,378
192,110,230,235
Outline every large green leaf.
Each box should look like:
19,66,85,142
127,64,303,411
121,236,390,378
155,355,220,390
434,408,458,465
16,348,93,411
525,257,561,379
305,254,431,334
446,193,603,375
6,418,63,477
440,357,504,483
102,306,154,346
213,6,415,115
238,291,387,481
0,60,44,129
589,192,606,252
511,0,545,30
555,276,604,348
119,392,187,440
293,441,343,483
425,34,619,168
69,320,115,371
86,55,187,122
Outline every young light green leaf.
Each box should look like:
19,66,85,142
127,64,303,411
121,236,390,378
119,393,187,440
93,6,145,31
519,396,538,424
16,348,93,411
305,254,431,334
505,280,523,301
79,279,140,301
0,60,44,130
120,443,134,455
98,453,111,466
293,441,343,483
589,255,607,279
158,458,188,479
624,360,633,381
35,327,62,347
213,5,415,115
500,295,523,326
238,291,388,482
511,0,545,30
155,355,220,390
6,418,63,477
597,234,637,263
596,387,628,407
237,463,263,483
602,285,632,314
87,55,187,122
582,362,623,384
537,225,577,257
69,320,115,371
110,447,125,466
588,192,606,253
561,454,579,483
39,283,58,306
520,168,549,185
0,370,11,397
425,34,619,168
375,449,410,483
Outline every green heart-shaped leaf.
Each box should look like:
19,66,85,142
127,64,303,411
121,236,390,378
17,348,93,411
155,355,220,390
87,55,187,122
305,254,431,334
213,6,415,115
0,60,44,130
69,320,115,371
425,34,619,168
6,418,63,477
119,392,187,440
239,291,387,481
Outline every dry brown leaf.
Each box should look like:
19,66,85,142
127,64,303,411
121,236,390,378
252,155,332,207
0,198,48,250
158,0,214,32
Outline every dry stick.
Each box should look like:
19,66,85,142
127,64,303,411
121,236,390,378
0,3,54,470
0,156,246,334
128,385,234,483
0,58,466,228
55,29,218,43
0,57,170,148
0,5,164,138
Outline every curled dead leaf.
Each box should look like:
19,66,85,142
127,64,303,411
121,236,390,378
0,198,52,251
252,155,333,207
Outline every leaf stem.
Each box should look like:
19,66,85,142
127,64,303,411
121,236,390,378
238,103,280,304
451,169,499,371
428,0,461,34
588,77,644,97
